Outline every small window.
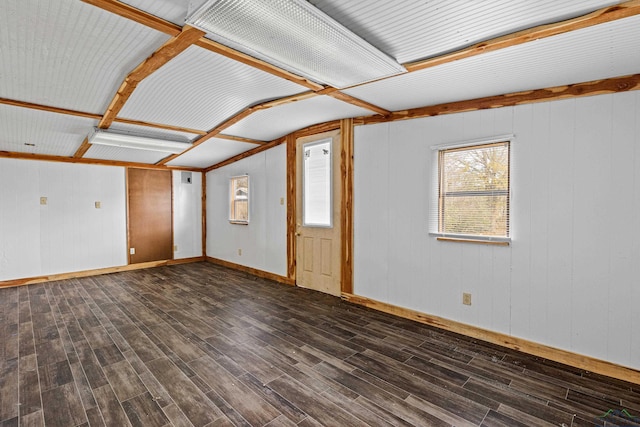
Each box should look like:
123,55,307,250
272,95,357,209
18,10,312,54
437,141,510,240
303,138,332,227
230,175,249,224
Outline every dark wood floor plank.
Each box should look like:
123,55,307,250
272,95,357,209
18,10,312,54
146,357,223,426
2,262,640,427
121,392,170,427
189,355,281,426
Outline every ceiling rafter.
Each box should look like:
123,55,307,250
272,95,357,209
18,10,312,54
80,0,181,36
319,88,390,116
0,150,203,172
402,0,640,73
97,25,205,130
359,73,640,125
156,91,318,165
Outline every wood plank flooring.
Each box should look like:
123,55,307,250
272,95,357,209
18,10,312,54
1,262,639,426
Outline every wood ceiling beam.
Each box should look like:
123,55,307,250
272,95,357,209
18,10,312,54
404,0,640,73
216,134,268,145
98,25,205,130
80,0,181,36
156,91,317,165
319,88,390,116
73,137,92,158
0,150,203,172
360,73,640,125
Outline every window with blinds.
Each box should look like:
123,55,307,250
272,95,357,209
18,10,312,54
438,141,510,240
229,175,249,224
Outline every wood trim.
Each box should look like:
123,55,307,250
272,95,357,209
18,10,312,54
361,74,640,125
99,25,205,129
204,138,286,172
206,257,294,286
404,0,640,73
320,88,390,116
114,117,207,135
0,257,205,288
0,97,207,135
292,120,342,140
217,134,267,145
73,137,92,158
0,150,203,172
0,97,102,121
202,174,207,258
339,119,354,294
286,134,296,281
342,293,640,385
159,91,318,166
80,0,182,36
195,38,323,91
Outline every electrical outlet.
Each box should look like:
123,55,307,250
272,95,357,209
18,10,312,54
238,248,242,256
280,197,285,205
95,201,101,209
40,197,47,205
130,248,135,255
463,293,472,306
174,245,178,252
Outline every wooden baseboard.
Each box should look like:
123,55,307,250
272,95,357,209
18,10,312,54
0,256,205,288
342,293,640,385
206,257,294,286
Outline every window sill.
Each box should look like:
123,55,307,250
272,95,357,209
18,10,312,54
430,233,510,246
229,221,249,225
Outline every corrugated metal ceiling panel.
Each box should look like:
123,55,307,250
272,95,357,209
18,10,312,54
0,104,96,156
83,145,171,164
167,138,260,168
120,0,189,26
118,45,310,132
0,0,170,114
344,15,640,112
223,96,371,141
309,0,622,63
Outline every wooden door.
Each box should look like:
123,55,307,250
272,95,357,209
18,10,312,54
127,168,173,264
295,130,341,296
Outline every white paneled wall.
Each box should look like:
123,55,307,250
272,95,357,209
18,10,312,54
0,159,127,281
206,144,287,276
353,91,640,370
172,170,203,259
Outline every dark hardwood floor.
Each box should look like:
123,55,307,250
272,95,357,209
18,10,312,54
1,262,639,427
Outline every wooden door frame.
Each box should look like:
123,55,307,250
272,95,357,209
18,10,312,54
286,119,354,294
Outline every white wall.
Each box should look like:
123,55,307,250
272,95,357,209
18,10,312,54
206,144,288,276
0,159,127,281
172,170,203,259
353,91,640,370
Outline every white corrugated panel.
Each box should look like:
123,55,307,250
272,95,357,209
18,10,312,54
118,45,309,132
0,0,170,114
345,15,640,112
183,1,622,74
120,0,189,25
83,145,171,164
310,0,622,63
0,105,96,156
224,96,371,141
167,138,260,168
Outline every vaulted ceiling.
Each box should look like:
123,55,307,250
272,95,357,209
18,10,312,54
1,0,639,171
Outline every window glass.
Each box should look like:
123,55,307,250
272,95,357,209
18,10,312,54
303,139,332,227
230,175,249,224
439,142,509,237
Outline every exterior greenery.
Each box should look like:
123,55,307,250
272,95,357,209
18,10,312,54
439,142,509,237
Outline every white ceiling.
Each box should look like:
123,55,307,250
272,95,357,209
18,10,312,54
0,0,637,169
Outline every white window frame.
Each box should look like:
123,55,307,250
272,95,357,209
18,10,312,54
302,138,333,228
429,135,513,244
229,174,249,224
